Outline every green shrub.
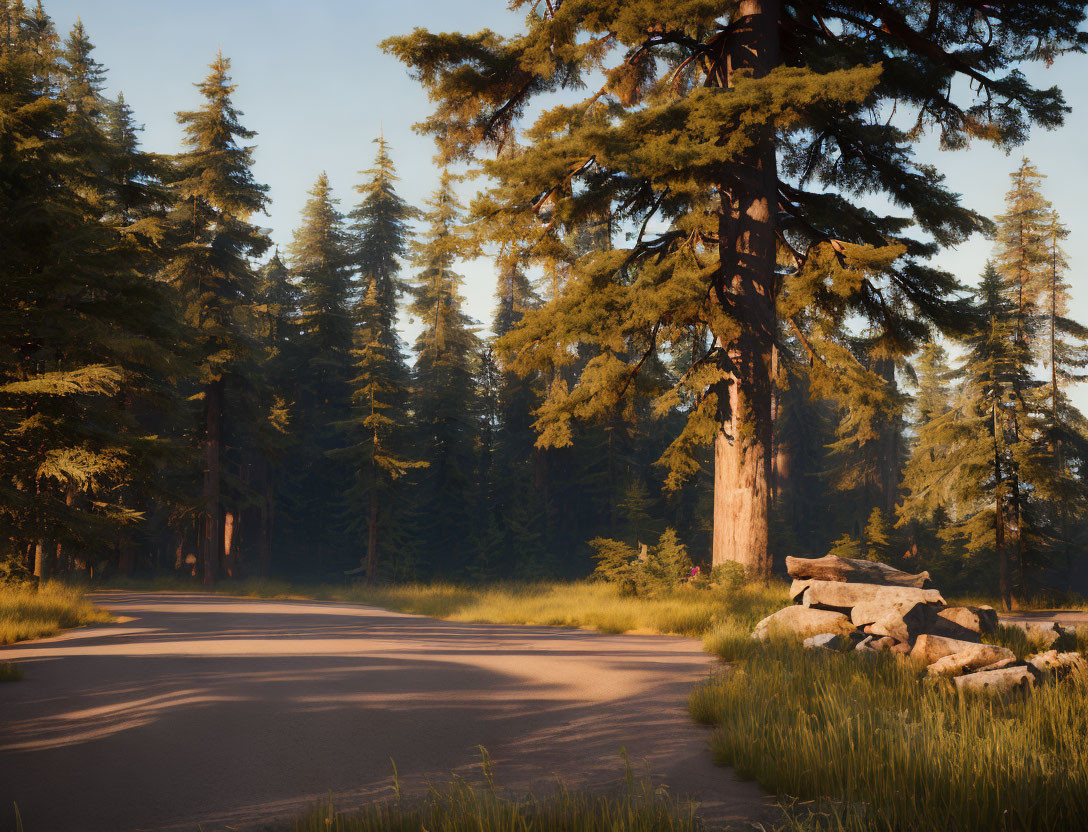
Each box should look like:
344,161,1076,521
589,528,693,596
710,561,748,591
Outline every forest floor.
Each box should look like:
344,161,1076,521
0,590,776,832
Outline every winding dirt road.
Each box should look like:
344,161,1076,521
0,591,771,832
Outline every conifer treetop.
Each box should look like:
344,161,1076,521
384,0,1086,486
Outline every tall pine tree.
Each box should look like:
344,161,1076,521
409,171,482,575
334,138,422,581
163,52,270,584
385,0,1084,577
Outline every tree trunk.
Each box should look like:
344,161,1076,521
366,488,379,583
993,402,1012,611
203,378,223,586
876,357,900,516
712,0,779,577
223,511,236,578
33,540,46,580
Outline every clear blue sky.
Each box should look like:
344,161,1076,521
44,0,1088,407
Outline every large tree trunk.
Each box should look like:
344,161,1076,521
712,0,779,578
202,378,223,587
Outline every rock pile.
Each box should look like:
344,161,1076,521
751,554,1082,695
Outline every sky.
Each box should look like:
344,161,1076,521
43,0,1088,409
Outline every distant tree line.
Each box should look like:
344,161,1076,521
2,0,1088,607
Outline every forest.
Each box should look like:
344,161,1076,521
2,0,1087,611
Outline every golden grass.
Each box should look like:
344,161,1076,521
289,757,704,832
0,581,114,645
693,632,1088,831
98,576,790,639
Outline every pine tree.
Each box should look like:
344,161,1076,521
408,171,482,574
248,253,298,576
350,135,417,318
0,3,178,578
900,266,1030,608
485,255,546,572
333,282,425,580
384,0,1083,577
1031,203,1088,580
163,52,270,585
332,137,421,581
292,172,354,427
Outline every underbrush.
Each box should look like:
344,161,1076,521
95,576,790,639
692,638,1088,832
0,581,113,645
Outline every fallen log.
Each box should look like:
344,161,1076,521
785,555,932,588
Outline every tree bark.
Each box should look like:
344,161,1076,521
223,511,236,578
33,540,46,580
203,378,223,587
712,0,779,578
992,402,1012,611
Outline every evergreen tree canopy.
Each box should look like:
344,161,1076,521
409,171,483,574
0,3,180,576
384,0,1085,575
291,172,354,421
163,52,270,583
332,139,422,581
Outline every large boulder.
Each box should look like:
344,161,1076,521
953,666,1035,696
911,634,1013,667
850,599,939,644
785,555,932,588
925,644,1016,677
802,581,946,612
751,606,855,641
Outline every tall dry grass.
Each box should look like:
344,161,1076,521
289,763,703,832
692,638,1088,832
0,581,113,645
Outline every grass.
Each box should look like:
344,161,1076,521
0,581,113,646
691,635,1088,832
285,756,705,832
97,575,790,639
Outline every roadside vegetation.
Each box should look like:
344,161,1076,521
691,634,1088,832
96,576,789,639
286,761,705,832
0,582,113,646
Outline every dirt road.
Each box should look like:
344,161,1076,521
0,592,770,832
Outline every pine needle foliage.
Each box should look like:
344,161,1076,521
162,51,270,583
383,0,1085,575
408,171,484,575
